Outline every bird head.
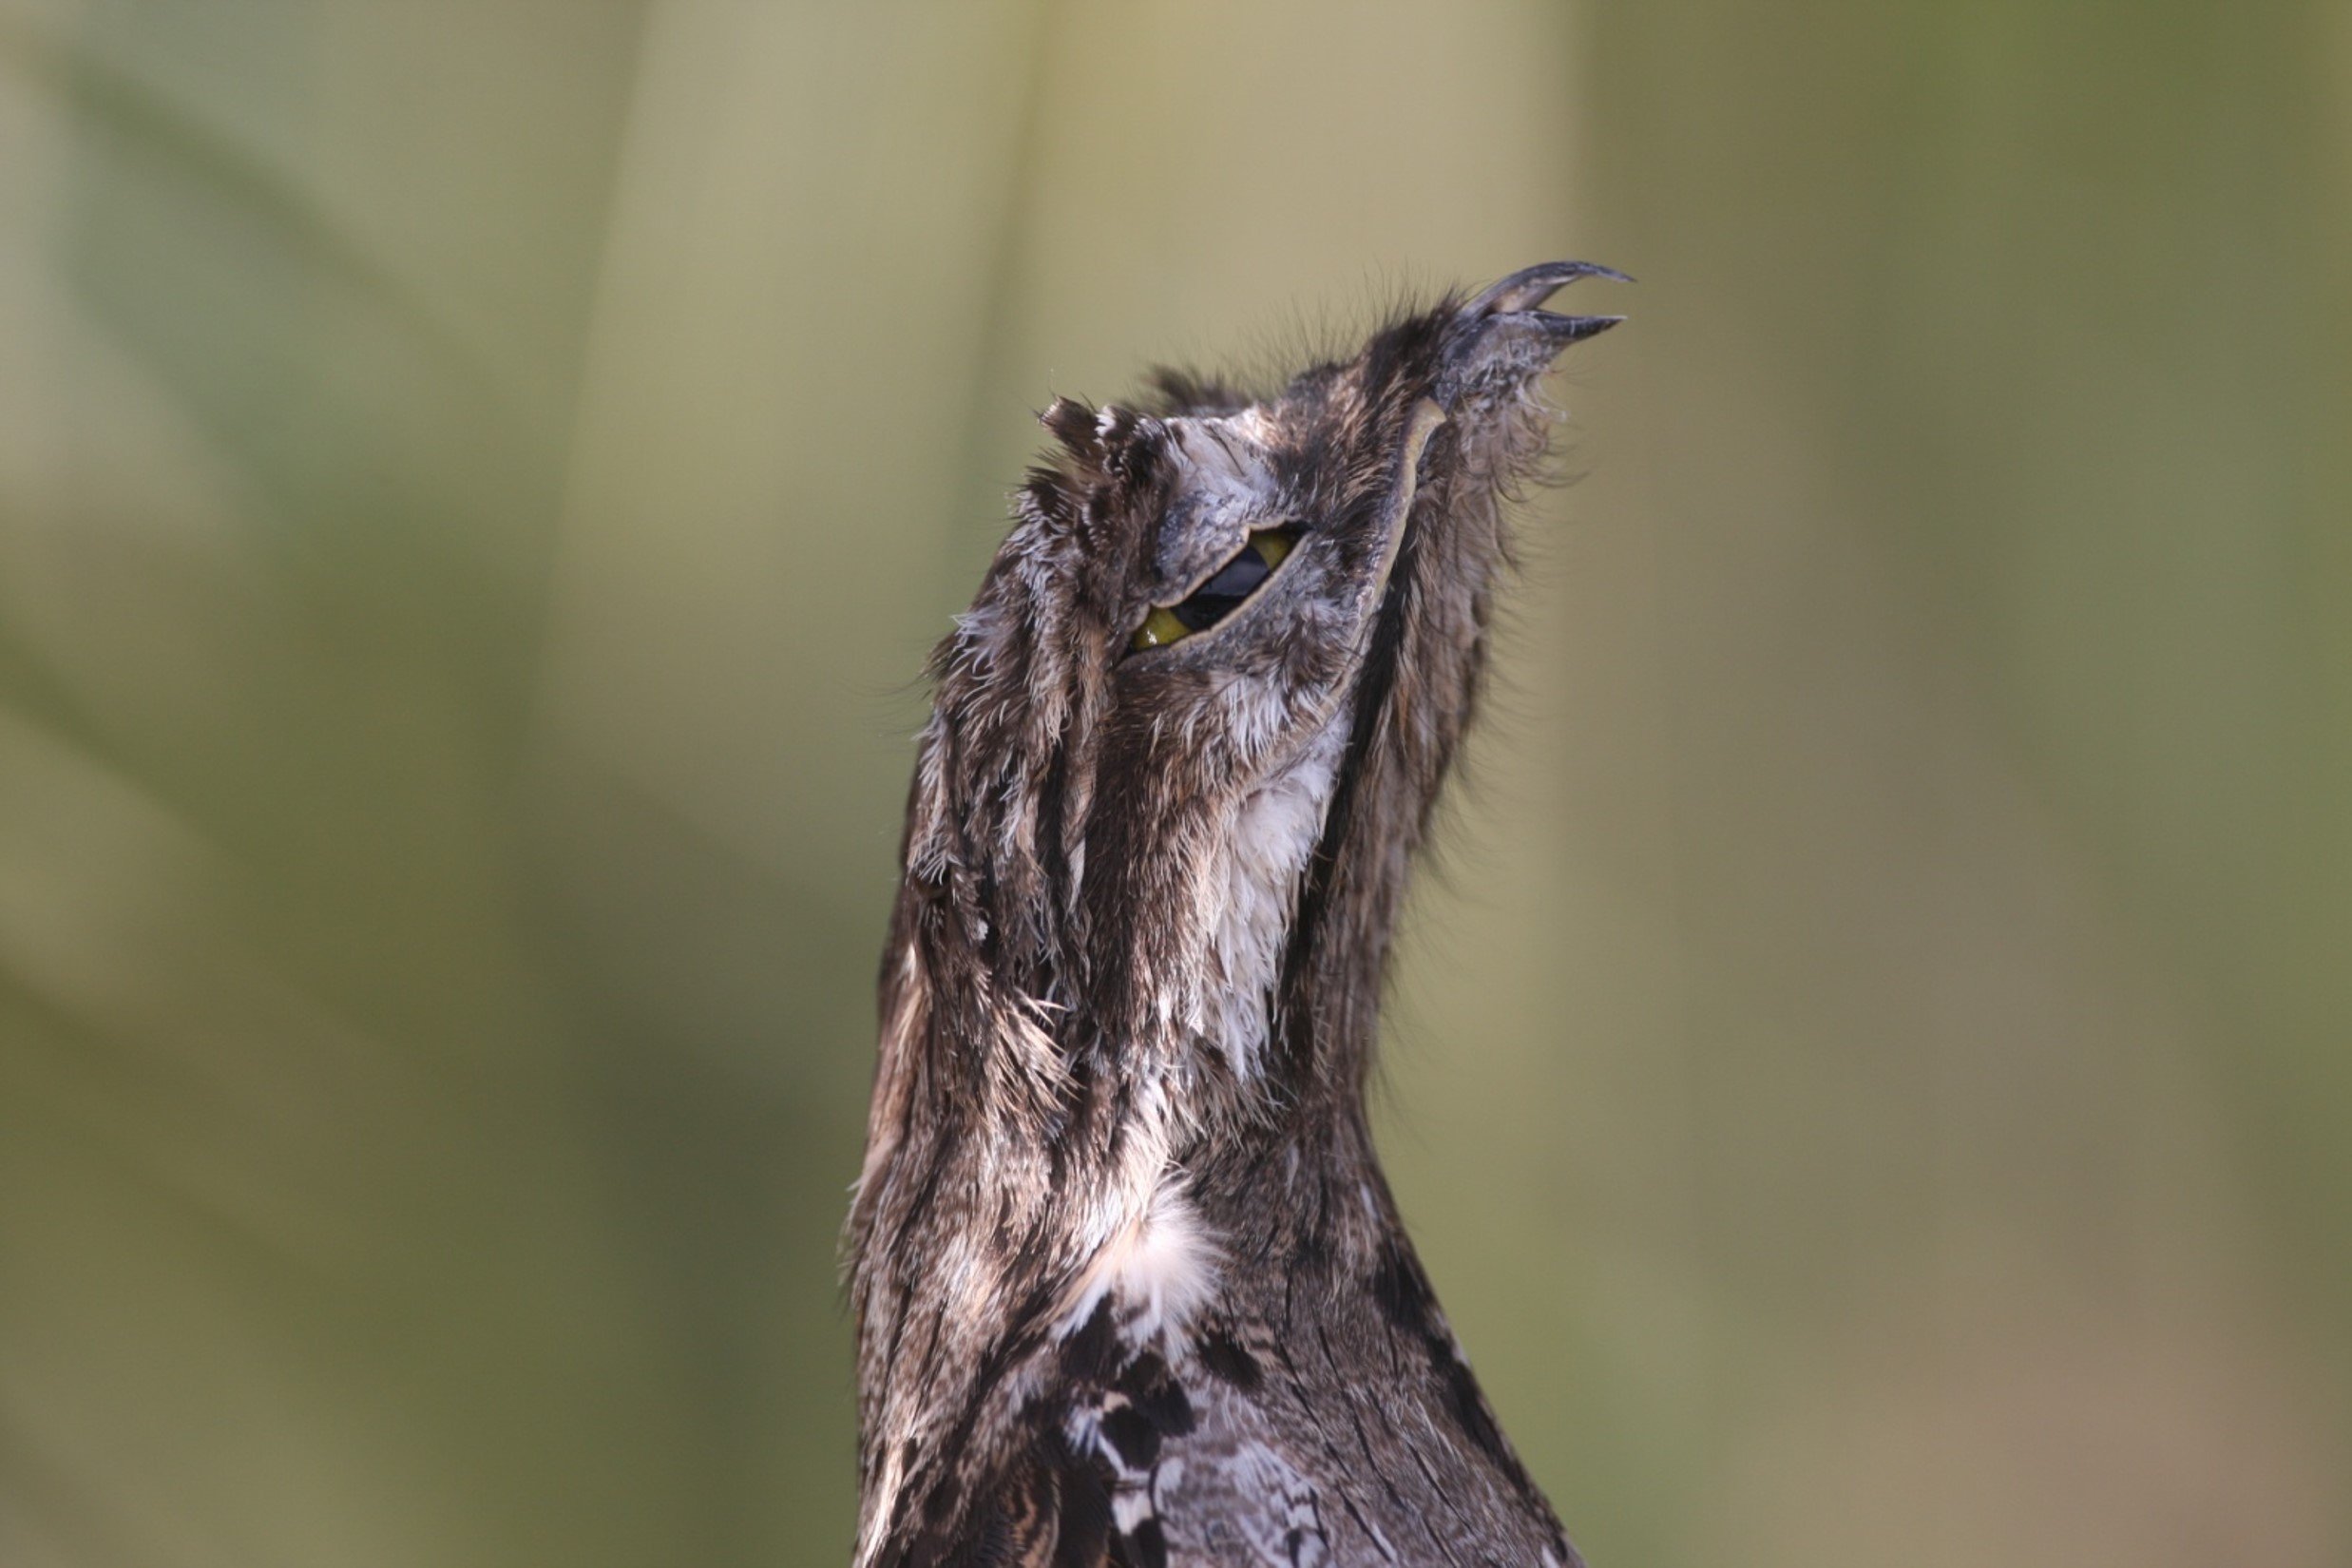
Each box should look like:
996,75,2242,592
885,262,1623,1147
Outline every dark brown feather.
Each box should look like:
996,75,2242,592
849,263,1622,1567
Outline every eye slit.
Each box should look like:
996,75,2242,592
1127,527,1301,654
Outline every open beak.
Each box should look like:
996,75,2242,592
1439,258,1629,401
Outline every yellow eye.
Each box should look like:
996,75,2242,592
1126,527,1301,655
1131,605,1193,651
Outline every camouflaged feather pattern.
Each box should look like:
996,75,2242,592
848,264,1623,1568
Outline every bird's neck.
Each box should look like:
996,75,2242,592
1188,715,1351,1091
849,714,1425,1565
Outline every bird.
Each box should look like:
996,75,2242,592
848,261,1625,1567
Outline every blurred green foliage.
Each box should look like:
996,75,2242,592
1,3,2345,1565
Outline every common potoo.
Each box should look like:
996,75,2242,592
850,262,1624,1566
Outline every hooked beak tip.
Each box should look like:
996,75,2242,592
1468,259,1635,316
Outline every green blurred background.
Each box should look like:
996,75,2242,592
3,2,2347,1564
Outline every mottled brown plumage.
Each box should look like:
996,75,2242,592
849,263,1623,1567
